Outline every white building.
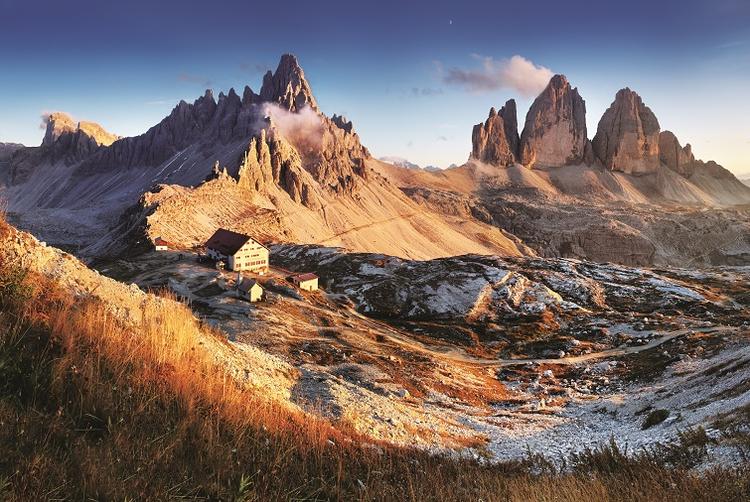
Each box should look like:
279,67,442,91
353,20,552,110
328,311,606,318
205,229,269,273
291,273,319,291
236,277,263,302
153,237,170,251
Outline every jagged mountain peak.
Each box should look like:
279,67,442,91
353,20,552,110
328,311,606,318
548,73,569,88
518,74,588,167
260,53,318,112
41,111,118,151
471,99,519,166
41,112,77,147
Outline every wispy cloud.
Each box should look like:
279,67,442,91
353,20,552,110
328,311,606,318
440,54,553,96
240,62,269,74
411,87,443,97
716,39,749,49
177,73,212,87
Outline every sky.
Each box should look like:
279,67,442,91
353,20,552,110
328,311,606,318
1,0,750,175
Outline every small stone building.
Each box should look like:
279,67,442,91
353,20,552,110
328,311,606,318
237,277,263,302
291,272,319,291
153,237,170,251
205,228,269,273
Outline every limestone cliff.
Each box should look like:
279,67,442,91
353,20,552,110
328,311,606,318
592,88,660,175
471,100,519,166
519,75,588,168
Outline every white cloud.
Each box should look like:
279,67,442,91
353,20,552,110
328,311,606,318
261,103,324,151
442,54,553,97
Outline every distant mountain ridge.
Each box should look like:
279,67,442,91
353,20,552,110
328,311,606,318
377,156,441,172
470,74,750,206
1,55,748,267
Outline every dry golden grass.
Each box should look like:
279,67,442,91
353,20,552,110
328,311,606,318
0,217,749,500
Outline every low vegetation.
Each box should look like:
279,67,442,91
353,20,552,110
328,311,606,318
642,409,671,429
0,220,749,500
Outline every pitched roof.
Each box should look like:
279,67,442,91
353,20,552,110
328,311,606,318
292,272,318,282
154,237,171,247
237,277,261,293
205,228,259,256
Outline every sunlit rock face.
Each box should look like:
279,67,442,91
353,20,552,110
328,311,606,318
471,99,519,166
519,75,589,168
592,88,660,175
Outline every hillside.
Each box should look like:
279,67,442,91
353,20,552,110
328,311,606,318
2,217,750,499
374,158,750,267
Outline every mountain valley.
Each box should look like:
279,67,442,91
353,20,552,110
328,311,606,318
1,52,749,499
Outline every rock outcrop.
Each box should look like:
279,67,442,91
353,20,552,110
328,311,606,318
8,113,119,183
592,89,660,175
41,112,77,147
312,114,370,191
238,126,322,208
519,75,588,168
43,112,119,163
657,130,738,181
659,131,695,176
471,100,519,166
40,112,118,159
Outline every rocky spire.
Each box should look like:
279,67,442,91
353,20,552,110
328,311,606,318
41,112,78,147
659,130,695,177
519,75,588,168
259,54,318,112
471,100,519,166
592,88,660,175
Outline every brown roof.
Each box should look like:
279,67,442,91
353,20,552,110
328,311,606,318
292,272,318,282
205,228,265,256
237,277,261,293
154,237,171,246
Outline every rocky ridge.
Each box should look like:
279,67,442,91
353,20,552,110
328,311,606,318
69,53,368,187
468,76,750,205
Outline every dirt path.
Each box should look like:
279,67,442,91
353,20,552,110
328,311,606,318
333,300,736,368
314,213,417,244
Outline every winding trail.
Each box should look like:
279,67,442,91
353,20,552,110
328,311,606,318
331,297,737,367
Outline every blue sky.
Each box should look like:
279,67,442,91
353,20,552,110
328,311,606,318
1,0,749,174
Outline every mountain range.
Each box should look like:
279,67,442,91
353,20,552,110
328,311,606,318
2,54,750,498
1,54,749,267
